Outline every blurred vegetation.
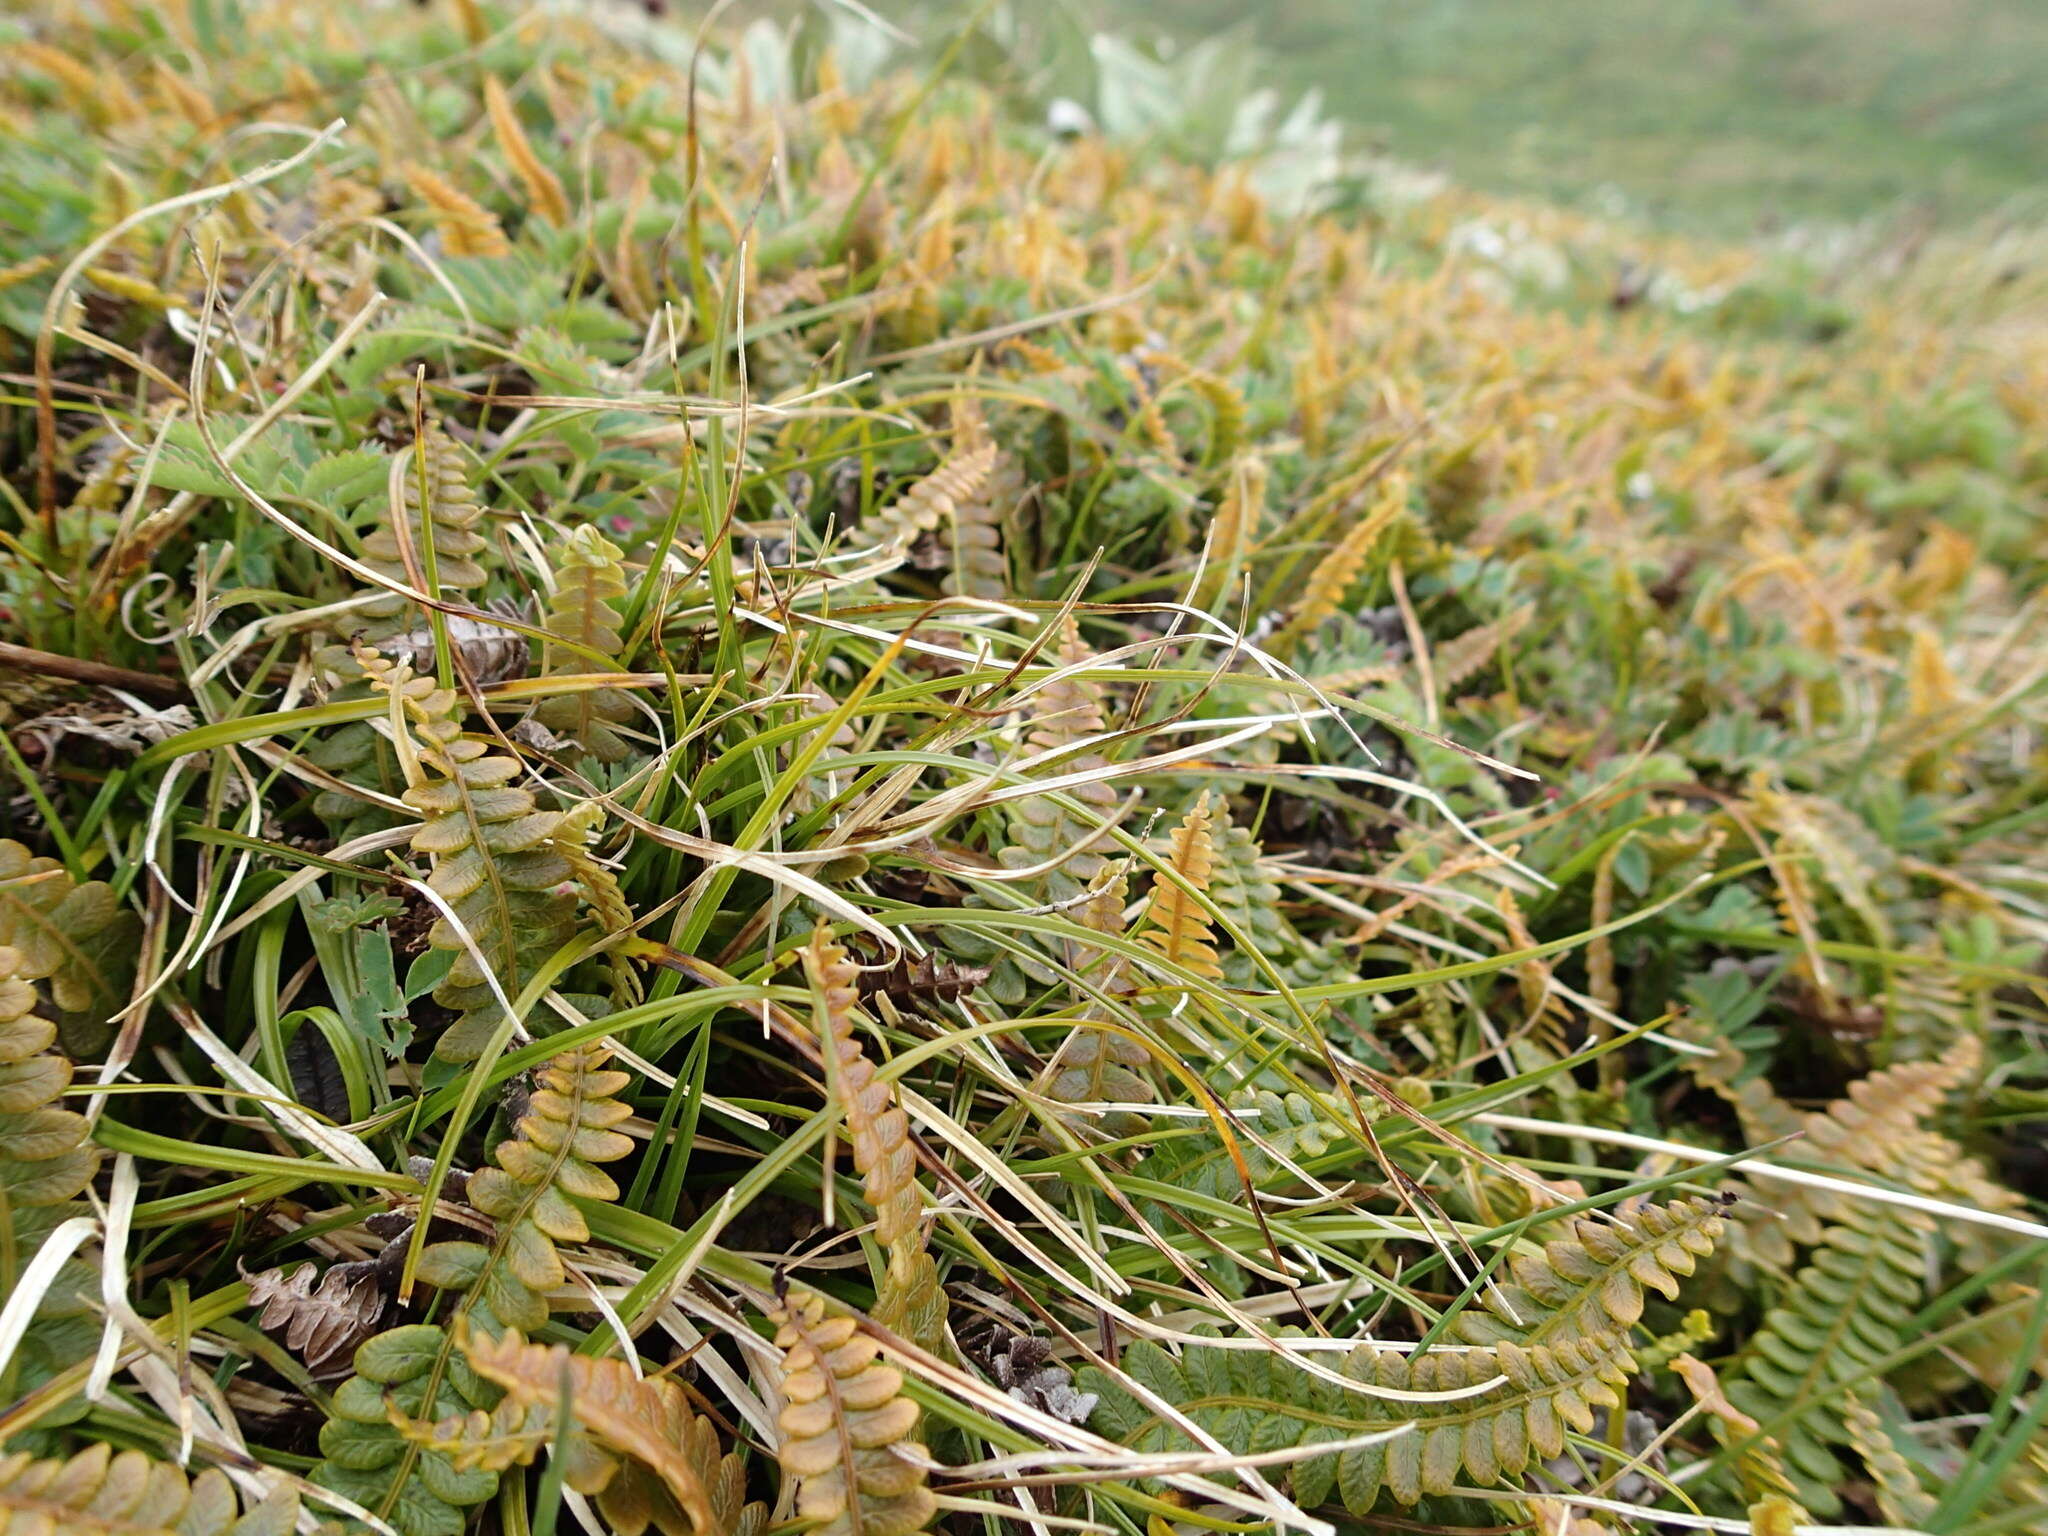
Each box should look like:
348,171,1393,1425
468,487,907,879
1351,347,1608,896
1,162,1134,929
1097,0,2048,231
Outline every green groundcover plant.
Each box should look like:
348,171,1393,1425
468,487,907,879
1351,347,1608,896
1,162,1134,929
0,3,2041,1535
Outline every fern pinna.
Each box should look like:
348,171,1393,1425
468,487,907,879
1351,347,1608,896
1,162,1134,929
313,1045,635,1535
358,646,575,1062
0,943,101,1211
1081,1197,1725,1512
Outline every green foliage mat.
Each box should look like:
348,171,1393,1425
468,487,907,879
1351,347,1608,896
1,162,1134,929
0,3,2041,1534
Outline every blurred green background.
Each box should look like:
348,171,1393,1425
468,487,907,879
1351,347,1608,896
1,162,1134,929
1092,0,2048,231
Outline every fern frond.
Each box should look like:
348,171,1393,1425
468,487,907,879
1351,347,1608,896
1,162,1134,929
1137,793,1222,980
0,840,140,1057
937,398,1013,601
805,927,942,1349
552,802,643,1006
1454,1196,1728,1349
403,165,510,258
1193,453,1265,614
1046,867,1155,1123
866,439,999,550
0,945,100,1208
0,1444,299,1536
1724,1201,1932,1516
1273,473,1409,652
418,1043,635,1335
359,424,493,638
316,1045,633,1533
1842,1394,1936,1529
481,76,569,227
360,646,575,1061
315,1324,503,1536
1206,804,1287,985
536,524,636,763
1433,603,1534,694
998,619,1119,904
769,1289,935,1536
460,1330,720,1536
1084,1200,1722,1511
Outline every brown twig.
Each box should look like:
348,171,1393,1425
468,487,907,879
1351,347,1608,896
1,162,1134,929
0,641,187,702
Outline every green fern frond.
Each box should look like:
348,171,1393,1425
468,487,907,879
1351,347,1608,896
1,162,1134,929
0,945,100,1207
1724,1201,1932,1517
1081,1198,1725,1512
360,645,575,1061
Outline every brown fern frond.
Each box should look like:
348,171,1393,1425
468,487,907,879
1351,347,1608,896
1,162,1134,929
1137,793,1223,980
1194,452,1265,614
867,439,999,550
552,802,643,1006
1843,1394,1935,1529
460,1330,720,1536
769,1289,934,1536
0,1444,299,1536
403,165,510,258
807,927,919,1250
1433,603,1534,694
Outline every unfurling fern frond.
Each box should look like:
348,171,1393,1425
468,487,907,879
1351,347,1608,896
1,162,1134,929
769,1289,935,1536
403,165,510,258
1081,1198,1723,1513
999,619,1119,904
0,1444,300,1536
359,647,575,1061
1137,793,1222,981
0,840,140,1057
804,927,943,1350
536,524,636,763
1273,472,1409,653
1723,1201,1932,1516
0,945,100,1208
359,424,493,639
